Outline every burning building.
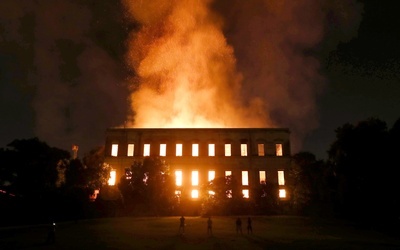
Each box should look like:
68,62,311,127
104,127,290,200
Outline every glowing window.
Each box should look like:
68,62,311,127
258,144,265,156
191,189,199,198
208,190,215,196
208,171,215,181
242,171,248,186
278,170,285,185
279,189,286,198
208,144,215,156
108,170,116,186
225,170,232,177
242,189,249,198
175,170,182,186
175,190,181,197
226,190,232,198
276,143,283,156
240,144,247,156
176,144,183,156
111,144,118,157
225,144,231,156
192,144,199,157
143,144,150,156
127,144,134,157
192,171,199,186
259,171,266,184
160,144,166,156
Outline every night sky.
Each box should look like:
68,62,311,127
1,0,399,160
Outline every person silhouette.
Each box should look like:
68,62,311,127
179,216,185,234
207,216,213,236
236,217,242,234
46,221,56,244
247,217,253,234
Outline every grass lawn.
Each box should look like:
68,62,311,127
1,216,399,249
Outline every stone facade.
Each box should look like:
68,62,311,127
104,128,291,199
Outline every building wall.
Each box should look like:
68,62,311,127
104,128,291,199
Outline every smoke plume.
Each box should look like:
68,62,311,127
122,0,362,152
0,0,127,155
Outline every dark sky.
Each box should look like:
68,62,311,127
0,0,399,159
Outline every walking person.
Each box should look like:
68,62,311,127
236,217,242,235
247,217,253,234
207,216,213,236
179,216,185,235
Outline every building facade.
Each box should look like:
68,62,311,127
104,128,291,200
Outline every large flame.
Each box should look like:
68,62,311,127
123,0,270,128
122,0,362,153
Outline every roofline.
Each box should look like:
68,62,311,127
106,127,290,133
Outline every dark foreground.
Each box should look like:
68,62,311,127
1,216,399,250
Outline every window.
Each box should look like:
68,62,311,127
242,189,249,198
192,143,199,157
225,144,231,156
108,170,116,186
175,170,182,186
111,144,118,157
240,144,247,156
279,189,286,198
226,190,232,198
258,144,265,156
259,171,266,184
276,143,283,156
208,144,215,156
208,171,215,181
242,171,248,186
127,144,134,157
160,144,166,156
192,171,199,186
143,144,150,156
176,144,183,156
175,190,181,197
191,189,199,198
278,170,285,185
225,170,232,177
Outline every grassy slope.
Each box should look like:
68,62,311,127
1,216,399,249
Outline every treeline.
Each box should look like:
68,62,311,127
1,117,400,231
0,138,111,226
288,117,400,232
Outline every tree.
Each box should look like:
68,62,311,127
82,146,111,193
328,117,392,224
120,157,175,215
288,152,332,215
201,175,243,215
4,138,70,198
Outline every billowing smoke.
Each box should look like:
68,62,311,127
122,0,362,152
0,0,362,155
0,0,128,155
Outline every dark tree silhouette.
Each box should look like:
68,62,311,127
201,175,243,215
288,152,333,216
4,138,70,198
328,117,394,225
119,157,175,216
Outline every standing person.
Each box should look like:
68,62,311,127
247,217,253,234
207,216,213,236
179,216,185,235
46,221,56,244
236,217,242,234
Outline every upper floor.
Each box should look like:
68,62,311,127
105,128,291,158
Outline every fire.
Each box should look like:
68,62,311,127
123,0,271,128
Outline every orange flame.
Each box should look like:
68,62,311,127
123,0,271,128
